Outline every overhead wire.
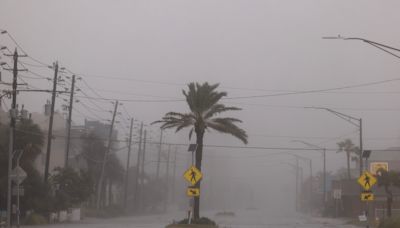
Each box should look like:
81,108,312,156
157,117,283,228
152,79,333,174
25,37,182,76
3,31,51,67
10,127,400,153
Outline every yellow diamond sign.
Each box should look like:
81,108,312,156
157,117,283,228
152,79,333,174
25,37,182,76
187,187,200,197
357,171,377,191
183,165,203,186
361,192,374,201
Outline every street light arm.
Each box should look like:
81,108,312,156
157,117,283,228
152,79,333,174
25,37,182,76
363,41,400,59
323,35,400,59
344,37,400,52
305,106,360,127
291,140,324,150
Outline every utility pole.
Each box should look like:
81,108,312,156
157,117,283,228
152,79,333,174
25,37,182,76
323,148,326,210
64,75,75,168
295,157,299,212
4,49,26,228
96,100,119,209
164,144,171,212
309,159,312,213
140,129,147,211
359,118,363,176
134,122,143,211
156,130,163,180
172,146,177,203
123,118,134,210
44,62,59,182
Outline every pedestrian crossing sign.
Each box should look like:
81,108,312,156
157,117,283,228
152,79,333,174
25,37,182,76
357,171,377,191
184,165,203,185
186,187,200,197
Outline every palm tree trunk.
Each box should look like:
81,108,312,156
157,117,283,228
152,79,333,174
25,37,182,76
347,152,351,179
108,178,113,206
194,129,204,220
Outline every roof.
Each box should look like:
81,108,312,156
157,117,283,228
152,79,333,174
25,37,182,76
370,147,400,161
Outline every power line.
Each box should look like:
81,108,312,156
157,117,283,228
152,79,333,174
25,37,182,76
11,128,400,153
226,101,400,112
3,31,51,67
225,78,400,100
77,100,108,121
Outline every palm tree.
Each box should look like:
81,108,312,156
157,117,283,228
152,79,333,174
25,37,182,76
337,139,359,179
80,133,124,208
153,82,248,219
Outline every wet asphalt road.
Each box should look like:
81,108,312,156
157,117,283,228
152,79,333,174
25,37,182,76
23,209,359,228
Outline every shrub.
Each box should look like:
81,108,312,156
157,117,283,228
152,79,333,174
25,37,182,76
379,217,400,228
215,211,235,217
176,217,217,225
24,213,47,225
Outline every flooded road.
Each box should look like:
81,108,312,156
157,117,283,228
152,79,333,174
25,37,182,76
26,209,359,228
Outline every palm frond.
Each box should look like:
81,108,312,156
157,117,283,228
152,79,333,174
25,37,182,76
153,112,195,132
183,82,226,115
203,104,241,119
207,118,248,144
188,128,194,140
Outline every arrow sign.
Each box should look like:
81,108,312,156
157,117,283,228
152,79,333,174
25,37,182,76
361,191,374,201
186,187,200,197
11,166,27,184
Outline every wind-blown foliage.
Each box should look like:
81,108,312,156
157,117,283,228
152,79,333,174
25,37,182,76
337,139,359,179
153,82,248,219
50,167,94,210
154,82,248,144
80,133,124,208
377,169,400,218
0,118,47,211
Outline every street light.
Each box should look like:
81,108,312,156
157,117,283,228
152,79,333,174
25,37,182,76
292,140,327,212
305,106,363,176
323,35,400,60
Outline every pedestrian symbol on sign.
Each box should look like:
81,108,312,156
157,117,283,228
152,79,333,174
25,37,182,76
364,175,371,189
183,166,202,186
190,170,197,182
357,171,376,191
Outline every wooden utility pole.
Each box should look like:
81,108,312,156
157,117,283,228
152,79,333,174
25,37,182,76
64,75,75,167
134,122,143,210
156,130,163,180
123,118,134,209
140,130,147,211
295,157,299,212
4,49,26,228
172,146,177,203
96,100,119,209
44,62,59,182
163,144,171,212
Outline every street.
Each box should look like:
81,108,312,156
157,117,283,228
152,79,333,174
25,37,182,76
23,210,359,228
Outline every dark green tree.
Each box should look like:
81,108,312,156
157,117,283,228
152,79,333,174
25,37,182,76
50,167,93,210
377,169,400,218
0,118,46,211
337,139,359,179
153,82,248,219
80,133,124,208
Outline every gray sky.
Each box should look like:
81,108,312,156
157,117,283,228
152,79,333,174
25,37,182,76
1,0,400,211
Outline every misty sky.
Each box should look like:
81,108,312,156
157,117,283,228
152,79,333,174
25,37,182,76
1,0,400,210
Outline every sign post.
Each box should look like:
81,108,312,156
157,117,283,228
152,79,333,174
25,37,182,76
185,144,201,224
357,170,377,227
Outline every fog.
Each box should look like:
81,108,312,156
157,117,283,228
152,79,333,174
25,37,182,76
1,0,400,216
